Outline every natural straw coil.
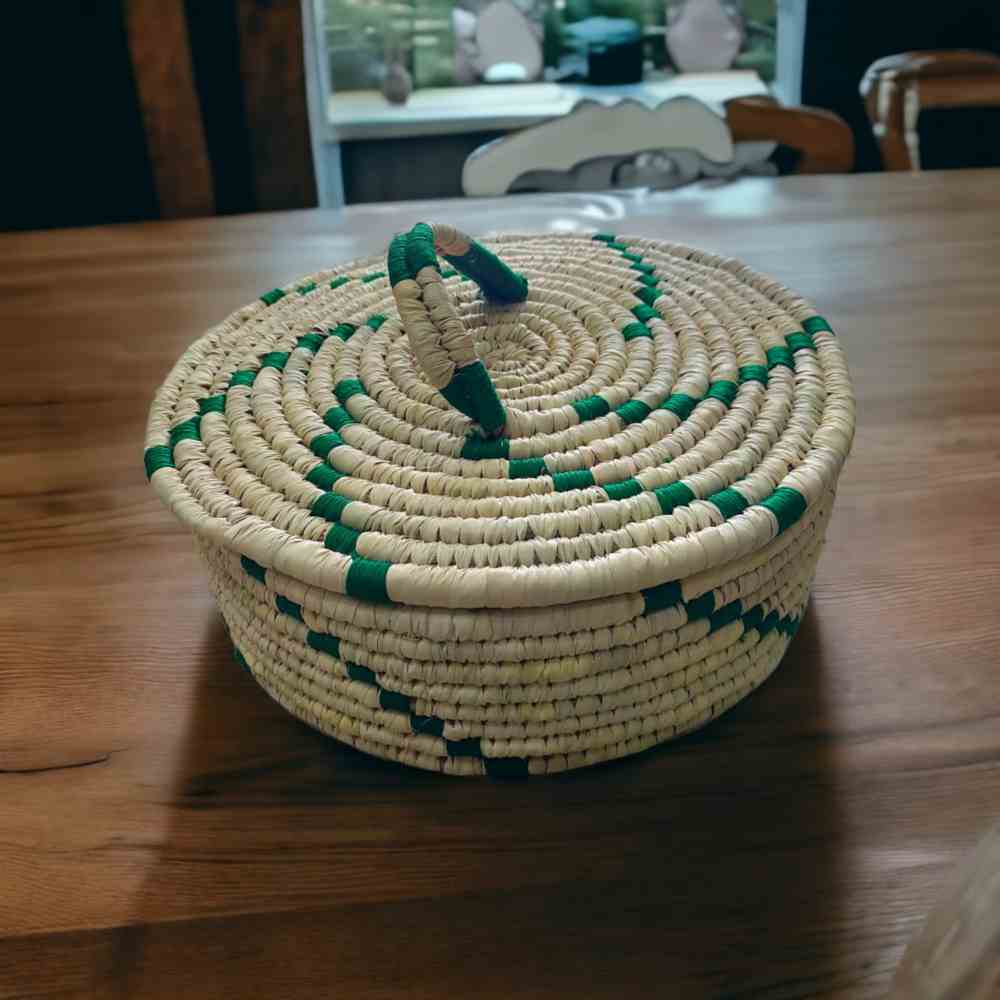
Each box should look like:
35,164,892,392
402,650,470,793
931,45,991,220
145,225,854,776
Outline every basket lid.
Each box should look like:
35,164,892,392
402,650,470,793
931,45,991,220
145,224,854,610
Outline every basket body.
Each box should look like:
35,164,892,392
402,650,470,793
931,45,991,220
145,232,854,776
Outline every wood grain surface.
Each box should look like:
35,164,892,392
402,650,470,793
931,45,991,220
2,171,999,999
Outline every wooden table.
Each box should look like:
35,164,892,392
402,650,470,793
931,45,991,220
3,171,999,999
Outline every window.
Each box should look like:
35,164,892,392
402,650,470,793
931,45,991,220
320,0,777,96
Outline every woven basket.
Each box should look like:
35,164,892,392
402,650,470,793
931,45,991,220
145,225,854,776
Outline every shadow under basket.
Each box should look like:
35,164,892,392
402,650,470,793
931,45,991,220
145,224,855,776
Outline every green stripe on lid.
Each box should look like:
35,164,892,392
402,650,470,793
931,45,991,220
571,395,611,422
802,315,833,335
760,486,807,533
603,478,642,501
306,463,344,490
508,457,547,478
766,346,794,370
461,435,510,461
143,445,173,479
346,558,392,603
552,469,596,492
324,522,361,555
309,432,344,458
654,481,695,515
706,487,748,519
311,491,352,521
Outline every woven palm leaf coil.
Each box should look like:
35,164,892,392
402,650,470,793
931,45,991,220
145,224,854,776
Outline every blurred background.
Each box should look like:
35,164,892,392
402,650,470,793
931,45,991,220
3,0,1000,231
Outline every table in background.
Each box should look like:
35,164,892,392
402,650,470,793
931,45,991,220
2,171,999,999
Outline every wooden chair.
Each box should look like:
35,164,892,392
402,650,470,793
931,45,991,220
724,96,855,175
860,50,1000,171
124,0,316,218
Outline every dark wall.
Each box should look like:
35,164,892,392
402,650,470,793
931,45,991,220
2,1,313,233
801,0,1000,171
3,3,158,232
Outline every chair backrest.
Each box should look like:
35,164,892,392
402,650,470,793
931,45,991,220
462,96,735,196
125,0,316,218
725,97,855,174
462,95,854,196
860,49,1000,170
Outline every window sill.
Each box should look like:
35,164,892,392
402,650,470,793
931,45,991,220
327,71,768,142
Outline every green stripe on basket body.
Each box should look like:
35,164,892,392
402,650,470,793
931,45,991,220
307,630,340,658
592,232,617,243
552,469,596,492
637,273,659,288
260,288,286,306
461,435,510,460
240,556,267,584
297,281,317,295
685,592,715,621
654,481,695,515
229,369,256,389
508,456,547,478
802,315,833,335
446,737,482,758
379,688,411,713
630,261,656,275
621,251,643,264
641,574,808,637
346,557,391,602
367,314,387,331
329,276,350,290
641,579,681,614
143,445,173,479
709,600,742,633
760,486,807,533
571,395,611,422
361,271,386,283
275,594,303,621
347,661,377,685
